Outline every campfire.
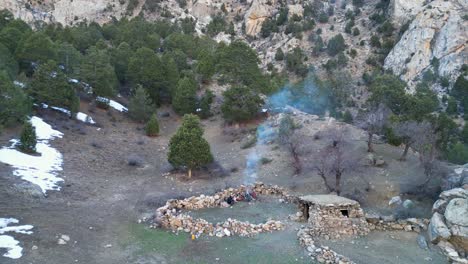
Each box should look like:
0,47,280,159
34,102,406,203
153,183,291,238
224,188,257,206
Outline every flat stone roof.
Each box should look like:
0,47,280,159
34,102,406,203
299,194,359,207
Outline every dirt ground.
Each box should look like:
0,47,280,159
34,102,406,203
0,103,446,264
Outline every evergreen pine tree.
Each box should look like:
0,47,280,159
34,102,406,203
275,48,284,61
19,121,36,153
221,85,264,122
168,114,213,178
145,113,159,136
0,72,31,127
129,85,155,122
80,46,117,97
161,53,180,102
343,110,353,124
30,61,80,118
196,51,215,83
197,90,214,119
172,77,197,115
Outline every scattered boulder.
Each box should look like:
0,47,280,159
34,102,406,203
428,212,451,243
440,188,468,200
13,182,44,199
429,187,468,259
375,157,386,167
127,154,144,167
57,234,70,245
445,198,468,227
389,196,402,206
403,199,415,209
432,199,448,214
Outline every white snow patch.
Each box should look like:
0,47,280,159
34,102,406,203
42,104,95,124
29,116,63,140
76,112,95,124
13,81,25,88
0,219,33,235
0,218,33,259
96,97,128,112
0,116,64,193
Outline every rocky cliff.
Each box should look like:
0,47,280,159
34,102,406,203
2,0,125,25
384,0,467,91
1,0,467,95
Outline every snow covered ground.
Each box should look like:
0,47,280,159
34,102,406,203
96,97,128,112
0,116,64,193
0,218,33,259
41,104,96,124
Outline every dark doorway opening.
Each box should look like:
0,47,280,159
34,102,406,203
302,204,310,220
340,209,349,217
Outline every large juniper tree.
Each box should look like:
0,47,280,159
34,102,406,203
168,114,213,178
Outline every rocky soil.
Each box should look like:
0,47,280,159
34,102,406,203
0,100,452,263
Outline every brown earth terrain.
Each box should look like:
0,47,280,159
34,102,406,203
0,101,447,263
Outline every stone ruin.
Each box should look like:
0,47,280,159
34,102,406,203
153,183,291,238
151,184,457,264
298,194,370,239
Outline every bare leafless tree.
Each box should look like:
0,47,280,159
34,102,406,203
312,125,360,195
356,104,392,152
278,114,302,175
412,121,439,186
392,120,431,161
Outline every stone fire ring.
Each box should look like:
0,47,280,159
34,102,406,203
154,183,294,238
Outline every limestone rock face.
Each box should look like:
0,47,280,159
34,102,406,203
388,0,425,25
287,4,303,19
244,0,276,36
384,0,468,90
1,0,124,25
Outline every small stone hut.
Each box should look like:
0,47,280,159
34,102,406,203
298,194,369,238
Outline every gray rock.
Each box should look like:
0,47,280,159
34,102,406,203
442,173,463,191
375,158,385,167
432,199,448,214
365,213,381,224
450,225,468,239
13,182,44,198
417,235,429,250
389,0,425,25
462,175,468,188
403,199,415,209
440,188,468,201
159,112,170,117
428,212,451,243
382,215,396,222
389,196,402,206
384,0,466,90
444,198,468,227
